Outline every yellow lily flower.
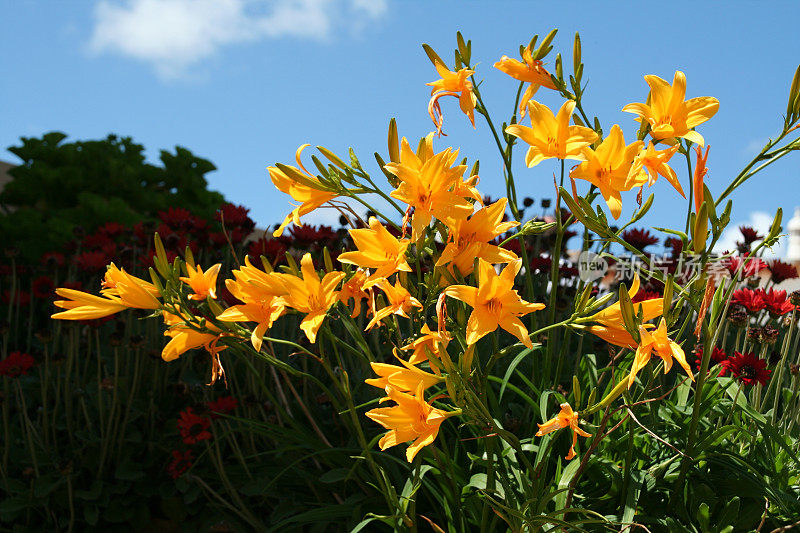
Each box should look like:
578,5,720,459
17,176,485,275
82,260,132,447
100,263,160,300
535,402,591,460
622,71,719,146
630,142,684,197
628,319,694,388
366,279,423,330
444,258,545,348
365,383,453,462
426,61,476,135
384,139,475,241
51,289,128,320
505,100,598,167
400,323,450,366
337,217,412,288
494,45,557,118
365,357,443,392
338,268,370,318
587,274,663,348
161,309,222,362
216,258,288,351
270,145,338,237
436,197,519,276
179,263,222,301
277,253,345,343
569,124,645,219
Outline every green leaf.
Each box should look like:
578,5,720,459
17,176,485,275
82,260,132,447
554,459,582,511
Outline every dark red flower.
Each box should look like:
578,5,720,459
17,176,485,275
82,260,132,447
159,207,193,229
664,237,683,256
739,226,763,245
0,351,35,378
631,289,661,304
206,396,238,419
559,265,579,279
694,346,729,376
76,251,109,272
759,288,794,316
166,450,194,479
722,255,767,280
97,221,126,238
216,203,255,232
621,228,660,251
529,255,552,274
40,251,65,267
82,232,114,251
767,260,799,284
727,351,771,386
32,276,55,300
177,408,212,445
731,288,765,314
289,224,337,247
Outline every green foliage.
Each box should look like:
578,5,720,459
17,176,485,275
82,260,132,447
0,132,224,261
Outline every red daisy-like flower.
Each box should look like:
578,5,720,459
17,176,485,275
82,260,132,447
289,224,338,247
694,346,729,376
32,276,55,300
247,237,288,265
159,207,194,229
621,228,660,251
767,260,799,285
166,450,194,479
0,351,35,378
216,203,256,232
40,251,65,267
722,255,767,280
664,237,683,256
177,408,212,445
206,396,238,419
727,351,771,386
76,250,110,273
631,289,662,304
759,288,794,316
738,226,763,245
731,288,765,314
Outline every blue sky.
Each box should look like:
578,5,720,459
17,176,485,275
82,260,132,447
2,1,799,255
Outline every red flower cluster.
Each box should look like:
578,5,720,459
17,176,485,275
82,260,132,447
727,351,771,386
768,259,799,284
166,450,194,479
0,351,35,378
621,228,660,251
694,346,729,376
206,396,238,419
177,408,212,445
722,255,767,280
731,288,796,316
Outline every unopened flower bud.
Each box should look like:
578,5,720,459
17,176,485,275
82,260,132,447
746,277,760,288
727,304,748,328
790,290,800,307
747,327,764,344
523,197,534,208
763,324,779,345
541,199,552,209
790,363,799,376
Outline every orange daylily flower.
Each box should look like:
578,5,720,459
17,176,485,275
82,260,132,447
365,357,443,392
270,145,338,237
494,46,557,118
337,217,412,288
365,383,454,462
535,402,591,460
100,263,161,300
693,145,710,214
628,318,694,388
426,60,476,135
630,142,684,197
622,71,719,146
216,257,288,351
384,139,476,241
52,289,129,320
587,274,663,348
444,258,545,348
366,279,423,330
277,253,345,343
400,323,450,366
436,197,519,276
570,124,645,219
338,268,370,318
161,309,222,362
179,263,221,301
505,100,598,167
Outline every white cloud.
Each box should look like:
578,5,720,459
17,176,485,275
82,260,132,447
89,0,387,80
713,210,785,258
